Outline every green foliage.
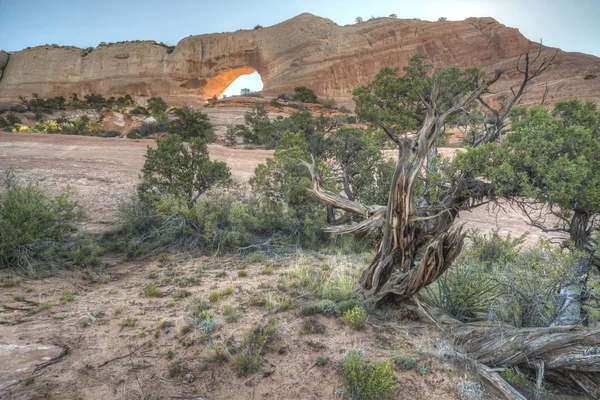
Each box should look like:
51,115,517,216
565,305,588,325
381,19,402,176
425,232,582,327
422,264,497,322
137,134,231,205
293,86,318,103
34,118,102,136
129,119,168,137
240,104,341,154
250,131,330,246
126,131,141,139
0,171,85,274
316,299,338,316
121,183,288,256
341,349,395,400
324,127,395,205
338,299,360,314
233,320,277,377
394,356,417,370
166,107,214,141
454,103,600,215
0,114,26,132
343,305,367,330
146,97,168,115
316,354,329,366
19,93,66,115
353,54,479,138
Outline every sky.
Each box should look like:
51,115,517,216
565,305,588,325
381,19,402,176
1,0,598,96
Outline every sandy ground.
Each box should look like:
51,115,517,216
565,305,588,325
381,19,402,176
0,252,505,400
0,131,560,245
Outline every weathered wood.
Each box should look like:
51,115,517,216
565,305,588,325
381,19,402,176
446,324,600,397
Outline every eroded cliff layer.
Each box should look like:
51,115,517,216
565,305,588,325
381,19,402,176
0,14,599,107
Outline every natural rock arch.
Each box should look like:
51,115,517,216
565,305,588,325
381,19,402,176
202,66,259,98
0,13,599,108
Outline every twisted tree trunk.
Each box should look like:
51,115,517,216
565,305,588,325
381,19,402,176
303,70,501,304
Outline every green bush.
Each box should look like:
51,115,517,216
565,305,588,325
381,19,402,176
394,356,417,370
424,233,582,327
34,118,102,136
19,93,65,115
233,320,277,377
341,349,395,400
120,183,290,256
126,131,141,139
146,97,168,115
422,264,496,322
167,107,214,141
129,120,168,137
0,171,85,274
316,299,338,316
343,305,367,330
137,134,231,205
293,86,318,103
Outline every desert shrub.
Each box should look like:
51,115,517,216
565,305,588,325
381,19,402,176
126,131,141,139
457,381,485,400
129,106,149,115
233,320,277,377
319,98,337,109
19,93,65,115
121,183,289,256
0,171,85,274
225,124,248,146
0,114,26,132
250,131,331,246
10,104,27,113
7,114,22,126
422,264,497,322
424,232,582,327
100,130,121,137
34,118,102,136
343,305,367,330
167,107,214,141
269,98,283,108
316,299,338,316
137,134,231,205
253,25,263,29
293,86,318,103
341,349,395,400
338,299,360,314
489,242,577,327
394,355,417,370
129,119,168,137
146,97,168,115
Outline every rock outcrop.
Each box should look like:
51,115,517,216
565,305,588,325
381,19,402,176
0,14,599,108
0,51,9,81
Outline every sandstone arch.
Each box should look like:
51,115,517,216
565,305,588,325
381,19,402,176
203,66,259,98
0,13,599,108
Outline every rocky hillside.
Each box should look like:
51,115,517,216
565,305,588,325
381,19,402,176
0,14,599,108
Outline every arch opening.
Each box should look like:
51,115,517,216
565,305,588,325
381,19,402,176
203,67,263,99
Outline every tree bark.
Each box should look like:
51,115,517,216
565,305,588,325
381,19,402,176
551,210,592,326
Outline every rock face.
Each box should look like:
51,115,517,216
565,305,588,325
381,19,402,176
0,14,599,108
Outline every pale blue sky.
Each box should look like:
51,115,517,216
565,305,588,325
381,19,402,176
1,0,598,96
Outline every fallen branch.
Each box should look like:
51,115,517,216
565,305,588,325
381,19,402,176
33,346,69,373
445,324,600,398
97,345,149,368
